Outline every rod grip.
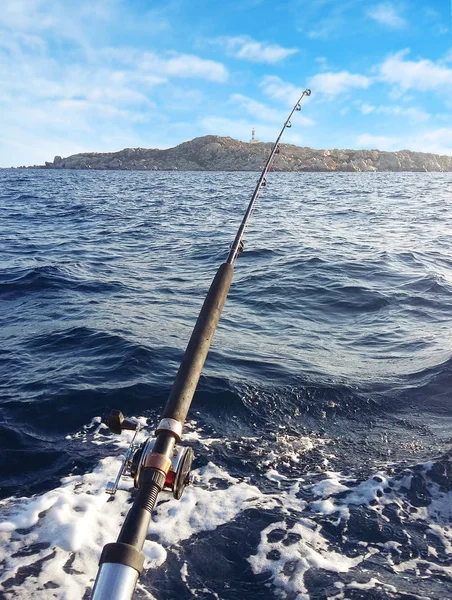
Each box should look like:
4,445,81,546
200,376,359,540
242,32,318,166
161,262,234,425
118,470,166,548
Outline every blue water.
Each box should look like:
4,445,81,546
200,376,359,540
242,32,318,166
1,169,452,599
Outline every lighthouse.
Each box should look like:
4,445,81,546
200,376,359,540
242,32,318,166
249,128,260,144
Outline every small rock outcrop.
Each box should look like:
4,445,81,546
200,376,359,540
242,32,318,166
37,136,452,172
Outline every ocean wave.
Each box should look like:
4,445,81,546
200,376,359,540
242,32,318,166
1,169,452,599
0,264,127,295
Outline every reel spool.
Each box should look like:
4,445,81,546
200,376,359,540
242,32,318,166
105,411,194,500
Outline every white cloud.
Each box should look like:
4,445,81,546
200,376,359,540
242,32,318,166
308,71,371,96
356,129,452,155
0,0,114,29
3,0,450,166
306,19,341,40
87,87,154,106
379,50,452,91
260,76,309,106
0,26,227,165
295,0,362,40
217,36,298,64
130,7,171,33
368,3,406,29
0,132,88,167
419,129,452,155
0,0,117,52
355,134,400,150
102,48,228,83
56,99,148,122
230,94,283,123
162,87,205,112
360,103,430,121
163,54,228,82
361,104,375,114
230,94,315,126
422,7,448,35
384,106,430,121
0,0,56,31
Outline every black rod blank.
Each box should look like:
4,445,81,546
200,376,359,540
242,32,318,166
161,262,234,425
91,87,312,600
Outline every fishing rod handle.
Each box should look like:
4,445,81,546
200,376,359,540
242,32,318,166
91,478,162,600
161,262,234,425
91,563,139,600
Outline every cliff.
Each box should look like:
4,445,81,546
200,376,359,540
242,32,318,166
41,136,452,172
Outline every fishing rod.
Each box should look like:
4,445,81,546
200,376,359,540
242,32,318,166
90,87,312,600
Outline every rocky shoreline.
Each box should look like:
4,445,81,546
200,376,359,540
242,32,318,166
31,136,452,172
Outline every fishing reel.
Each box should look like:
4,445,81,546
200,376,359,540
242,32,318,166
105,410,193,500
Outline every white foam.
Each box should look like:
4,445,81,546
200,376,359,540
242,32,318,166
249,519,365,599
142,540,167,570
250,459,452,597
265,468,289,484
148,462,278,546
0,433,277,599
347,577,397,592
311,472,349,497
2,419,452,600
0,455,127,598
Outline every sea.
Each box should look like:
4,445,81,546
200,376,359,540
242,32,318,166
1,169,452,600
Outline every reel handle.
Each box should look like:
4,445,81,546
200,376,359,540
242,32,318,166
108,409,138,434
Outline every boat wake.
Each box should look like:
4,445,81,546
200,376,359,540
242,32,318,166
1,415,452,600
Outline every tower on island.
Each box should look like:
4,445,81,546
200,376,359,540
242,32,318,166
249,128,260,144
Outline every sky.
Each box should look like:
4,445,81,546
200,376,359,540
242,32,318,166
1,0,452,167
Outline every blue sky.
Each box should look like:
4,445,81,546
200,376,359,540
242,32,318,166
1,0,452,167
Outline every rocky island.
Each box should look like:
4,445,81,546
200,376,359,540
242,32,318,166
39,136,452,172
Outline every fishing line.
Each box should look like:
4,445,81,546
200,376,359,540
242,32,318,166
227,89,311,265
